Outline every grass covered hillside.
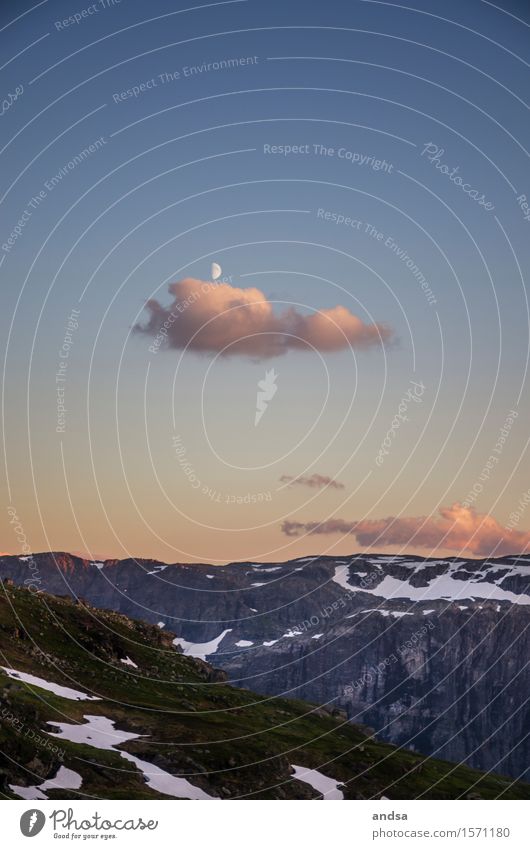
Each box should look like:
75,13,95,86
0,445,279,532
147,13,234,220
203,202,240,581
0,583,527,800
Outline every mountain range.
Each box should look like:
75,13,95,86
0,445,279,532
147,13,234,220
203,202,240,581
0,551,528,787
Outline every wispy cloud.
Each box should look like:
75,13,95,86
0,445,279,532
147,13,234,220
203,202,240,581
281,503,530,556
135,277,392,359
280,473,345,490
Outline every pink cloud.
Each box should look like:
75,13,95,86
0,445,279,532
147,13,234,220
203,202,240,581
136,278,392,358
280,474,345,490
281,503,530,557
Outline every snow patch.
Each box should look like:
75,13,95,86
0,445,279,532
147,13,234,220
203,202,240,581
172,629,232,660
332,565,355,592
122,750,216,800
291,764,344,799
120,656,138,669
1,667,99,701
364,609,413,619
235,640,254,647
48,715,216,799
10,765,82,800
359,564,530,605
368,556,403,564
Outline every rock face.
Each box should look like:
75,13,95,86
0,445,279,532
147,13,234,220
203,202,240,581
1,551,529,779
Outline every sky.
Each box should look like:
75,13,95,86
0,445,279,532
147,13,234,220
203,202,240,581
1,0,530,563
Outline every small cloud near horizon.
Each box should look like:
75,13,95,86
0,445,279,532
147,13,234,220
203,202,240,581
281,503,530,557
135,277,393,359
280,473,345,490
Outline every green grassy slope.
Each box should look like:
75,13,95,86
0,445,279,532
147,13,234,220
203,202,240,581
0,583,527,800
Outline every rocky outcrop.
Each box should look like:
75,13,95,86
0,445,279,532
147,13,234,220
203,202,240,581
1,551,528,779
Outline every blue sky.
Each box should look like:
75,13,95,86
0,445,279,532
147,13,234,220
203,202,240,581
1,0,530,562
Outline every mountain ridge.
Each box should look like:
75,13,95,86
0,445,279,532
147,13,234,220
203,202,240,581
1,551,528,782
3,583,528,799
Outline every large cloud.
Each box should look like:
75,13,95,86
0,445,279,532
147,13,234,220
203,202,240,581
136,278,392,358
281,503,530,556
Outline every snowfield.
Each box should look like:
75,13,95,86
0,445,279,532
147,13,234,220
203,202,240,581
48,714,217,800
332,560,530,604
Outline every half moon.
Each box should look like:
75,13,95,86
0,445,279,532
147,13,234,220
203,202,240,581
211,262,222,280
